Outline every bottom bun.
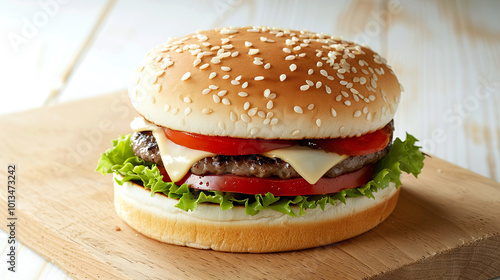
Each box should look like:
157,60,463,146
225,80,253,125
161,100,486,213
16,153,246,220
113,174,400,253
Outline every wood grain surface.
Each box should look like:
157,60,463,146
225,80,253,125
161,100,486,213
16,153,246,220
0,92,499,280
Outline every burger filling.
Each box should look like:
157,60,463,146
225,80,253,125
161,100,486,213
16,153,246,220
96,118,424,216
131,131,391,180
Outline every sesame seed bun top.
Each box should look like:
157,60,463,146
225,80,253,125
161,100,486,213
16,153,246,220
129,26,402,139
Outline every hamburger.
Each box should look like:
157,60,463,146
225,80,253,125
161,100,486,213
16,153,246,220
96,26,425,253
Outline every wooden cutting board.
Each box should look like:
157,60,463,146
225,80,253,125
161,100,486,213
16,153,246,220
1,91,499,280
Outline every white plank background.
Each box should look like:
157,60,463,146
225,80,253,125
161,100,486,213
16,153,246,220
1,0,499,279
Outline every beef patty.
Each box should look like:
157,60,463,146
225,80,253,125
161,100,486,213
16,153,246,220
131,131,392,179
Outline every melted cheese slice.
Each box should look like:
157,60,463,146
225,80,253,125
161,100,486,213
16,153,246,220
262,147,348,184
131,117,215,182
131,116,347,184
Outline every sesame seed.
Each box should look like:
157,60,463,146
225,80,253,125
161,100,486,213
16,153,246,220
231,51,239,57
258,111,266,118
260,36,267,41
371,79,377,88
254,76,264,80
181,72,191,81
331,108,337,117
218,90,228,96
285,55,295,60
221,66,231,71
308,69,314,75
213,95,221,103
359,77,367,84
164,104,170,112
341,91,349,97
209,72,217,79
344,100,351,106
362,69,369,75
353,110,362,118
183,97,192,103
300,85,310,91
242,82,248,88
202,88,211,95
289,64,297,71
280,74,287,81
230,112,237,122
283,48,291,53
299,53,306,57
264,119,271,125
253,60,264,65
363,107,368,114
292,130,301,136
248,49,259,55
155,70,165,77
346,83,353,88
250,128,259,135
336,95,342,102
264,63,271,69
211,58,221,64
155,84,162,93
235,75,242,80
350,88,359,94
325,85,331,94
222,75,230,79
222,44,233,49
244,41,252,47
264,89,270,97
308,104,314,110
222,98,230,105
305,80,313,86
270,118,278,126
340,80,348,85
185,107,192,115
353,95,359,102
199,63,209,70
244,102,250,110
241,114,250,123
266,100,273,109
209,85,218,90
316,119,322,127
193,58,201,66
320,69,328,76
202,108,212,115
294,106,303,114
369,95,376,101
248,107,257,116
340,126,346,135
231,80,240,85
353,77,360,82
337,73,344,79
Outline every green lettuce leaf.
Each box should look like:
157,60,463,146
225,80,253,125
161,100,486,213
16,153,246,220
96,133,425,217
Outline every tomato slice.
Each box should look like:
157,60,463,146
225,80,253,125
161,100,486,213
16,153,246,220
303,124,392,156
159,165,374,196
163,128,295,155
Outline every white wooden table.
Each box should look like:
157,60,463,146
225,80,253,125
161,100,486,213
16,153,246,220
1,0,499,279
